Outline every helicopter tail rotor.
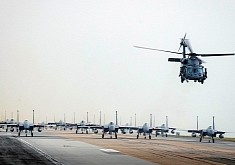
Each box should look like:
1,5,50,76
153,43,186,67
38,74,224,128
178,33,187,52
185,39,193,53
178,34,194,53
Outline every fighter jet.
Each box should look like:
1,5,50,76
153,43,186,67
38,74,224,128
188,116,225,143
88,121,130,139
101,121,119,139
155,116,176,137
119,122,154,139
18,119,44,137
136,123,153,139
75,120,99,134
0,118,18,132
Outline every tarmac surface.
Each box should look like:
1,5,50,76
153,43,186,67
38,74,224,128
0,129,235,165
0,130,157,165
0,133,54,165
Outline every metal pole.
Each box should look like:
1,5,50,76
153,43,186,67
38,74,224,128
150,114,152,127
86,112,88,123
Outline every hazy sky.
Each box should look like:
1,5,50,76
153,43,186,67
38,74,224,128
1,1,235,136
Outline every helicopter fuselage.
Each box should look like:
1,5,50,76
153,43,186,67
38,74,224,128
179,57,207,84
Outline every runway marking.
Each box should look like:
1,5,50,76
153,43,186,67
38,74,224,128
100,148,122,155
100,149,120,152
17,138,63,165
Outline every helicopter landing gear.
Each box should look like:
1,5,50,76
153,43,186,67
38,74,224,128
181,77,184,83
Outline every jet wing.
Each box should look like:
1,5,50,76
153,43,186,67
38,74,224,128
215,130,225,134
118,126,139,130
77,125,100,129
79,125,103,129
154,127,164,131
188,129,201,134
33,123,44,128
1,123,19,127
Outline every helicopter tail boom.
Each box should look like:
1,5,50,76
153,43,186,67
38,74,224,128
168,58,181,62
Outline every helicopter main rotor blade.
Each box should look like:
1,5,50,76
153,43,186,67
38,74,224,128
200,53,235,57
195,57,206,63
134,46,182,55
178,33,187,52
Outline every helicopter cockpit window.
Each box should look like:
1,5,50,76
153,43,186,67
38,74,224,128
198,68,203,74
187,67,193,74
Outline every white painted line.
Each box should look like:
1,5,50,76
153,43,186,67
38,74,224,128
100,149,120,153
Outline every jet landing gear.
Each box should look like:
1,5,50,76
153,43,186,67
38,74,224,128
109,132,117,139
18,130,33,137
102,132,117,139
137,133,151,139
199,136,215,143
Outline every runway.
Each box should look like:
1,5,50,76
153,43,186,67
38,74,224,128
49,130,235,165
1,129,235,165
0,130,157,165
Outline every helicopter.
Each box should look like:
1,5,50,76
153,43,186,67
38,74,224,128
134,34,234,84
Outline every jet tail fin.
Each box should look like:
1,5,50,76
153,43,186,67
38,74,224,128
197,116,199,130
166,116,168,128
213,116,215,130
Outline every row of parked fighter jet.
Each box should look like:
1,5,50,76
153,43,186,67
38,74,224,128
0,116,227,143
69,116,227,143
